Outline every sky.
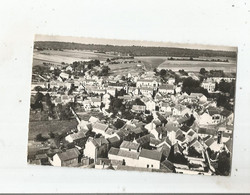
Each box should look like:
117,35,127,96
35,34,237,52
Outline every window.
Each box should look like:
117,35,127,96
147,164,149,168
151,165,153,168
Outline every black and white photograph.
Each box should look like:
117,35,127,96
28,34,237,176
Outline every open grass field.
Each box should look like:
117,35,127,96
158,59,237,73
28,119,78,140
32,49,117,66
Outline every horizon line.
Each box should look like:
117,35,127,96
35,34,237,52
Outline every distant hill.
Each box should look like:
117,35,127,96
34,41,237,58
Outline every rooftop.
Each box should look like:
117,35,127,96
139,148,162,161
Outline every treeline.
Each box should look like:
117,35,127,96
34,41,237,58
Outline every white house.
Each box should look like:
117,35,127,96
201,81,216,93
138,149,162,169
136,79,158,88
51,148,80,167
158,84,175,94
145,100,156,112
84,137,109,163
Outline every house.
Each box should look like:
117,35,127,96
132,105,146,113
158,84,175,94
201,81,216,93
168,77,175,85
59,72,70,80
106,87,117,96
66,65,73,72
189,138,203,153
120,140,140,152
139,87,154,97
77,120,92,131
88,116,100,124
108,147,140,167
107,136,121,148
160,102,172,114
51,148,80,167
135,134,155,149
89,97,102,108
82,99,91,111
189,93,207,103
160,159,175,172
138,149,162,169
92,122,109,135
136,79,158,88
84,137,109,163
145,100,156,112
206,106,222,124
172,105,191,116
65,130,86,143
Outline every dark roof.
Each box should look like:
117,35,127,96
136,134,155,145
176,134,186,142
91,137,109,147
120,141,140,150
57,148,80,161
205,138,215,147
165,124,179,132
160,159,175,172
93,122,109,132
174,142,184,154
157,144,171,159
207,106,221,116
220,109,232,117
116,149,140,159
150,137,162,146
187,129,195,137
107,136,120,144
139,149,162,161
108,147,119,155
180,125,190,133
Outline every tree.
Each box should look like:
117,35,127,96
160,69,167,77
217,151,231,176
114,119,125,129
200,68,207,75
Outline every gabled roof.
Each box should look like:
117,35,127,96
180,125,190,133
157,144,171,159
91,137,109,147
92,122,109,132
108,147,119,155
159,84,174,90
107,136,120,144
139,149,162,161
205,137,215,147
220,109,232,117
160,159,175,172
68,131,86,141
165,124,179,132
150,137,162,146
207,106,221,116
120,141,140,151
136,134,155,145
174,142,184,154
187,129,195,137
57,148,80,161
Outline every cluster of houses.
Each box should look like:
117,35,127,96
29,63,235,175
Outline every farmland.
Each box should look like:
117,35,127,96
32,49,116,66
157,59,237,73
28,119,78,140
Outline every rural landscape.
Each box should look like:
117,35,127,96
28,36,237,176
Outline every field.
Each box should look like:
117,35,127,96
33,49,237,74
28,119,78,140
157,57,237,73
32,49,117,66
135,56,168,70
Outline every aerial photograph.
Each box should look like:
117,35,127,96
28,35,237,176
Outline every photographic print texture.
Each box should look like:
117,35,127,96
28,35,237,176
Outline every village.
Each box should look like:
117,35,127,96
28,53,235,176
